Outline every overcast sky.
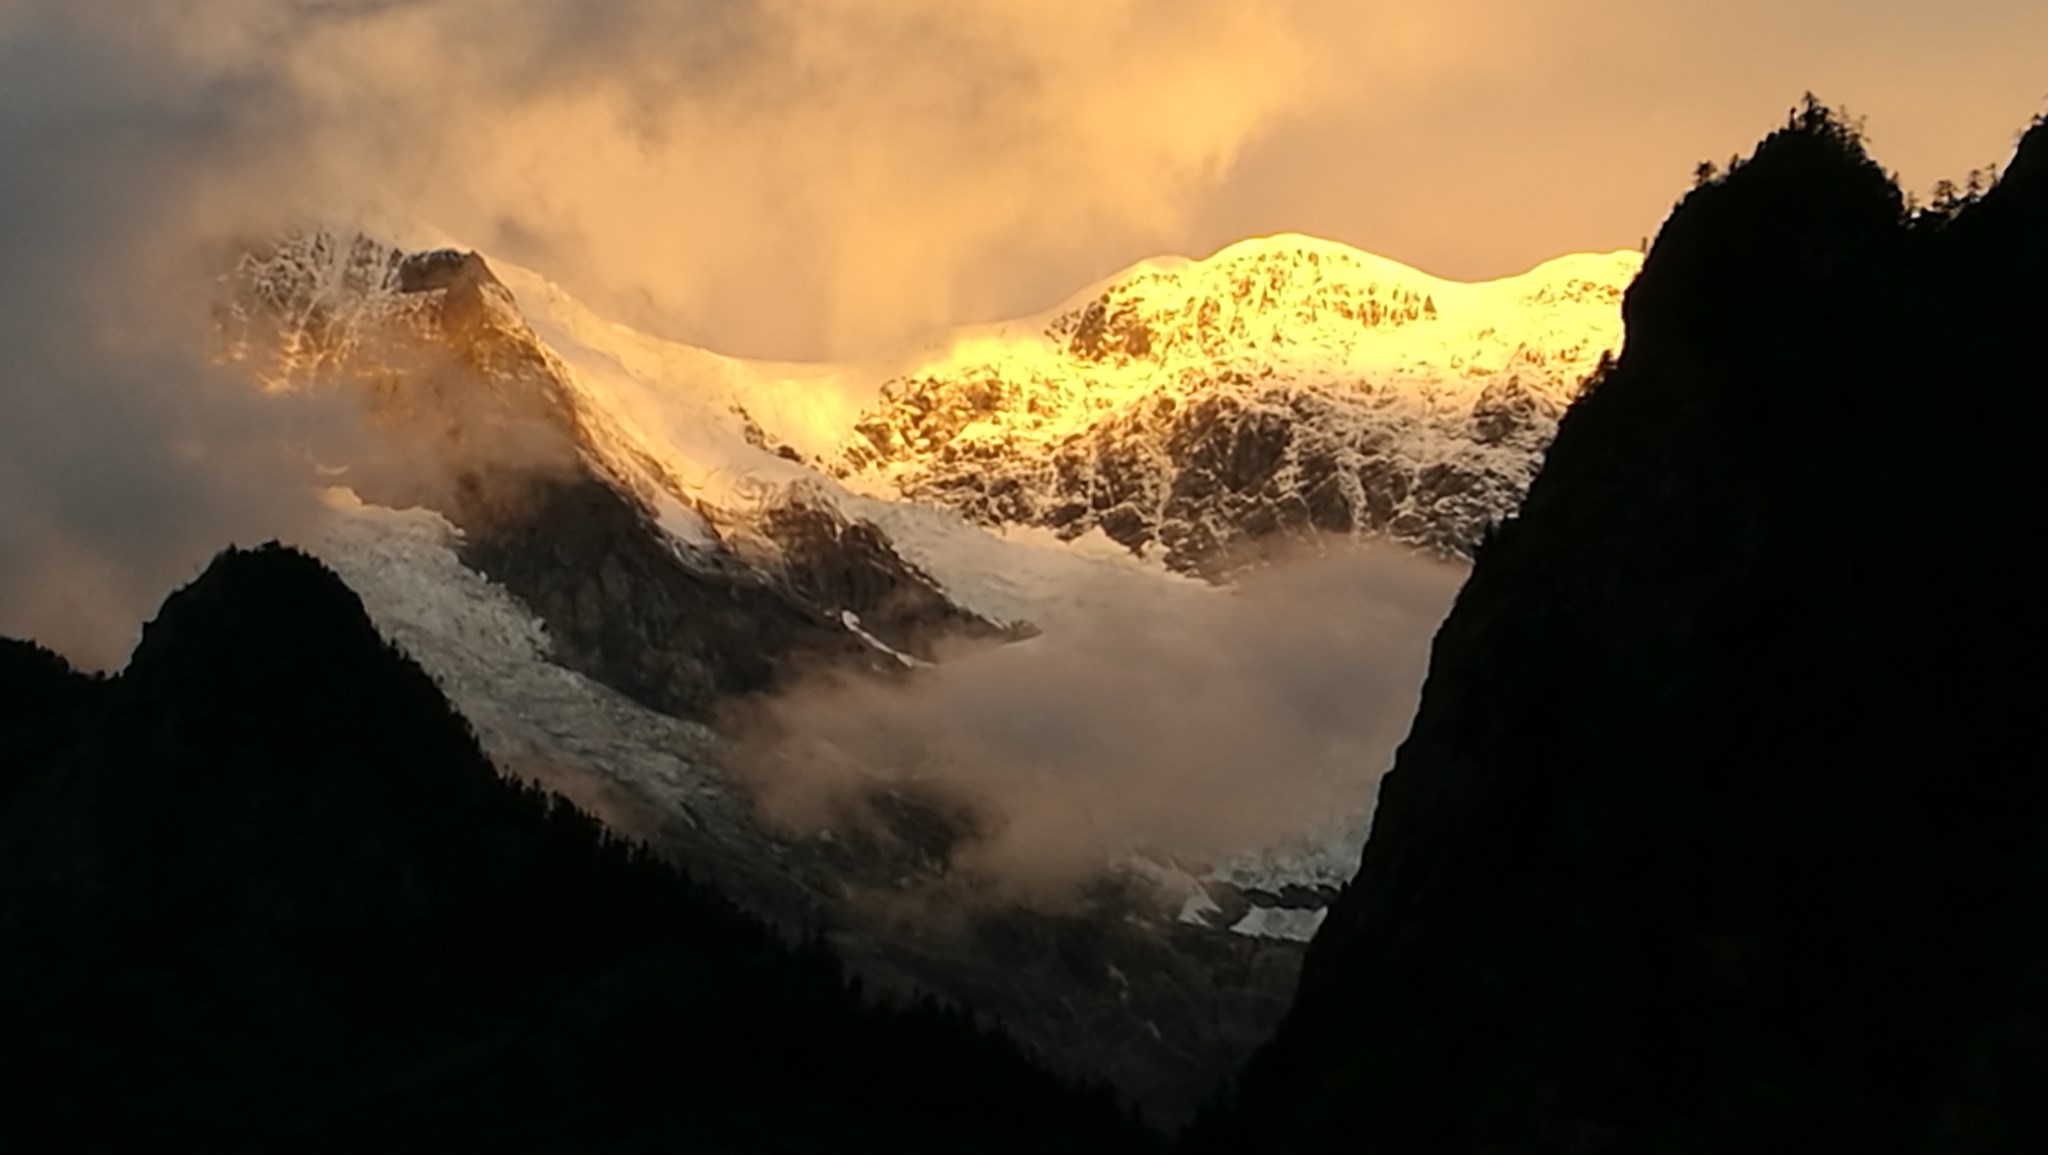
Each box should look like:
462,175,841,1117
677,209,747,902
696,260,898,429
260,0,2041,360
3,0,2042,362
1187,2,2047,285
0,0,2042,660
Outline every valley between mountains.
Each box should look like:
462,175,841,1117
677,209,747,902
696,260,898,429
212,227,1636,1118
7,100,2044,1153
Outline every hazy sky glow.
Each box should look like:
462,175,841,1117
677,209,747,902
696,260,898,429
3,0,2044,363
1198,1,2048,291
257,0,2045,360
0,0,2043,660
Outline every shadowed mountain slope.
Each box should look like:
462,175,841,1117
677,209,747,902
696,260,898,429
0,545,1147,1153
1191,103,2048,1153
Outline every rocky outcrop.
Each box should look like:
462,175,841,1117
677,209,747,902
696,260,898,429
1195,106,2048,1153
455,474,882,717
755,497,1024,658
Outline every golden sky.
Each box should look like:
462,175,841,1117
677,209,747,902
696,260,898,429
1184,1,2048,290
8,0,2014,361
0,0,2041,661
256,0,2039,361
3,0,2044,363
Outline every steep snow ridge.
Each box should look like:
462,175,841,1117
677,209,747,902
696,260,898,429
493,261,879,466
490,260,853,510
476,233,1641,581
303,490,728,823
229,231,737,556
232,227,1227,638
481,232,1639,593
836,235,1641,572
484,253,1233,635
300,489,835,919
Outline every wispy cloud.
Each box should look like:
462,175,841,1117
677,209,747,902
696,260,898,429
726,543,1464,900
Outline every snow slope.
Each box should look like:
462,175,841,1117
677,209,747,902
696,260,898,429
304,490,725,824
480,232,1636,598
484,252,1232,634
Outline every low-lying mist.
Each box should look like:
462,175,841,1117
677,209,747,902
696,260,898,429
724,542,1466,906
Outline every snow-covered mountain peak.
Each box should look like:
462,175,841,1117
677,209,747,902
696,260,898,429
230,225,1637,584
894,234,1638,379
835,236,1640,573
1042,234,1633,372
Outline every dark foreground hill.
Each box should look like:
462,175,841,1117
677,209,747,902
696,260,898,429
1191,102,2048,1153
0,545,1148,1153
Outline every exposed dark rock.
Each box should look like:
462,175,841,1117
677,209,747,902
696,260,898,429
1470,373,1559,445
456,473,891,718
757,498,1022,659
393,247,493,293
876,377,1551,575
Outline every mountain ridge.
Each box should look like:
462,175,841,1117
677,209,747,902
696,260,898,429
207,216,1642,1124
832,235,1637,573
222,229,1337,1122
0,544,1149,1152
1192,101,2048,1155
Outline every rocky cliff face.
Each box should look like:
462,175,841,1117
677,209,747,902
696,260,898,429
1196,107,2048,1153
837,238,1636,574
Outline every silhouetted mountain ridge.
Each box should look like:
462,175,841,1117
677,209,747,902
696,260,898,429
1190,101,2048,1153
0,545,1147,1153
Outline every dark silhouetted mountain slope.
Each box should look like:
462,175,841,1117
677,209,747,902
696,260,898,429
0,545,1147,1153
1191,103,2048,1153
